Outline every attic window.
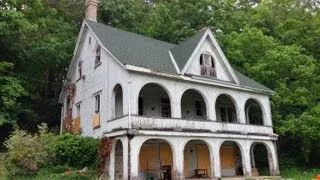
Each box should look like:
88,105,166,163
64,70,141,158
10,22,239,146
95,45,101,66
200,53,216,77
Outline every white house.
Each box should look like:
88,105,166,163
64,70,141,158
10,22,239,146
59,0,280,179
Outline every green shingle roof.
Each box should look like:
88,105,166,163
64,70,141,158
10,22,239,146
85,19,272,93
85,19,177,73
170,28,207,71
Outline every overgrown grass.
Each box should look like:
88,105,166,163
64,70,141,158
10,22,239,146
281,166,320,180
0,154,98,180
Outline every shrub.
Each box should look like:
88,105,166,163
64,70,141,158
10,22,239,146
4,124,49,175
45,133,99,168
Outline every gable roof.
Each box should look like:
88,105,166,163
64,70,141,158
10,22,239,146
170,28,207,71
84,19,272,93
85,19,177,74
233,69,272,92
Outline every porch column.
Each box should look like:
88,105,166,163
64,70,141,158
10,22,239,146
122,138,129,180
129,136,142,180
172,139,184,179
171,91,182,118
212,141,221,178
271,141,280,175
238,100,247,124
109,141,116,180
242,142,252,177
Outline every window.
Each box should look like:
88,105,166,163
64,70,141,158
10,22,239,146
95,94,100,113
76,104,80,117
161,98,171,117
200,53,216,77
78,61,82,79
195,100,203,117
138,97,143,115
95,45,101,66
89,36,91,44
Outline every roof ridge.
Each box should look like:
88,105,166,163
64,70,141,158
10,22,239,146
85,19,176,47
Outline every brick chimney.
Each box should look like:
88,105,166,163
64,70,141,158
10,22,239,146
85,0,98,21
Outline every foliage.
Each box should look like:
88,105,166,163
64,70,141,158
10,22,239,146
1,0,320,168
98,137,113,176
45,133,99,168
0,61,27,126
4,123,49,175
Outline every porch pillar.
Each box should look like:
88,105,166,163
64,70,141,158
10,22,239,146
242,142,252,177
129,136,142,180
171,91,182,119
122,138,129,180
172,139,184,180
212,142,221,178
109,140,116,180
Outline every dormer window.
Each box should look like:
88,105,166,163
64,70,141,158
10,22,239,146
200,53,216,77
95,45,101,66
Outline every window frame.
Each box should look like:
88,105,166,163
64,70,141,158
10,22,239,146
94,45,101,68
94,93,101,114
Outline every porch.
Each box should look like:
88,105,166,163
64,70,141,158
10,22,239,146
108,135,280,180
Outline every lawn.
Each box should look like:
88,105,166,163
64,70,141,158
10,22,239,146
1,151,319,180
281,167,320,180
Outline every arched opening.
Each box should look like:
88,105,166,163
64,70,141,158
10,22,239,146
139,139,173,179
181,89,207,119
113,84,123,118
245,99,264,125
138,83,171,117
114,140,123,180
250,143,273,176
220,141,243,177
215,94,237,123
184,140,212,178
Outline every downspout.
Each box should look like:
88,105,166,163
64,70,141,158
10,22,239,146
127,81,132,179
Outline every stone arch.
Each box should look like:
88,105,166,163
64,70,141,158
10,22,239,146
181,88,208,119
245,98,265,125
112,84,123,118
138,138,174,179
215,94,239,123
250,142,274,176
183,139,213,178
219,140,245,177
137,83,172,117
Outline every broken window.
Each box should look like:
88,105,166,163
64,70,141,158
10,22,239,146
200,53,216,77
95,93,100,113
95,45,101,66
76,104,81,117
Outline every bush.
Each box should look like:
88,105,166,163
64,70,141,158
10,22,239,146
45,133,99,168
4,124,49,175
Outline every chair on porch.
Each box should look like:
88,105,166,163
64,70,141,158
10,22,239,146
194,169,208,178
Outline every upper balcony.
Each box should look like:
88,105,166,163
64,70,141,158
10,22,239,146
107,83,274,136
106,115,274,136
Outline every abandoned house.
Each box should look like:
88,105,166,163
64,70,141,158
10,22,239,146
59,0,280,179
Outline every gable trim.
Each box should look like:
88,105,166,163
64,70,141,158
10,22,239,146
180,29,240,84
168,50,180,73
